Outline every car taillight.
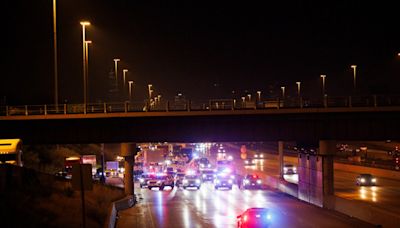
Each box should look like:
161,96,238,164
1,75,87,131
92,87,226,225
243,215,248,222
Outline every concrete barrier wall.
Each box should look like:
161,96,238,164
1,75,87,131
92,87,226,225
105,195,135,228
105,204,117,228
329,196,400,228
264,174,298,198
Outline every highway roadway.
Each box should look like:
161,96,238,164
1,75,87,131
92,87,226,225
224,143,400,214
117,182,373,228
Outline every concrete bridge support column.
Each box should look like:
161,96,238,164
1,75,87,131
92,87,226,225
319,140,335,208
278,141,284,179
121,143,135,196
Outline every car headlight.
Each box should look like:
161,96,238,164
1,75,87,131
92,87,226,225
196,179,201,184
216,180,220,184
183,180,188,184
293,167,297,171
203,174,207,178
244,180,250,184
139,178,144,183
228,179,233,184
371,178,376,183
200,164,204,167
254,154,258,158
284,167,288,171
260,154,264,158
230,175,235,179
361,178,365,183
157,181,162,184
245,160,249,164
208,164,211,168
257,180,262,184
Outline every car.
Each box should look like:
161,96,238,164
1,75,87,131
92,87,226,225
214,174,234,190
139,173,155,188
174,172,186,187
200,170,215,182
283,164,297,175
237,208,272,228
55,170,68,179
253,152,264,159
244,158,255,166
182,175,202,190
147,174,175,190
242,174,263,189
356,174,377,186
197,157,212,170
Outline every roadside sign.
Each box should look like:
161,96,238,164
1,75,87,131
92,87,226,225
72,164,93,191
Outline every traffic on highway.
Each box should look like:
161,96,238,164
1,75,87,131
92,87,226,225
114,142,387,227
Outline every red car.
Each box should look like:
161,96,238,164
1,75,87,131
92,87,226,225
237,208,272,228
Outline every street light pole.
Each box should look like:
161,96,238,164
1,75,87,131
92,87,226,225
113,59,120,89
296,82,301,97
320,75,326,96
53,0,58,108
148,84,153,100
128,81,133,101
281,86,285,98
351,65,357,90
85,40,92,103
257,91,261,101
80,21,90,109
123,69,128,87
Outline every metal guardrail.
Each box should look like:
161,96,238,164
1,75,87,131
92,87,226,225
1,95,400,116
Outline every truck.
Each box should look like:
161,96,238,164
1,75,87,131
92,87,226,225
0,139,23,166
64,156,81,179
143,147,167,166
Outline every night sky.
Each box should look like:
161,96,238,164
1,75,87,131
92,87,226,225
4,1,400,105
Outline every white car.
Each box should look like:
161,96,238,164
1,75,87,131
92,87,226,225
147,174,175,190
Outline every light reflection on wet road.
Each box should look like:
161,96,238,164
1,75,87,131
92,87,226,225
128,182,373,228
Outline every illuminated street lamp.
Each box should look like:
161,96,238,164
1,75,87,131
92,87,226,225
113,58,120,88
148,84,153,100
296,82,301,96
351,65,357,90
320,74,326,96
247,94,251,101
257,91,261,101
80,21,90,107
128,81,134,100
123,69,128,87
281,86,285,98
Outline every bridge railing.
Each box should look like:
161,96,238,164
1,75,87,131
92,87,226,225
2,95,400,116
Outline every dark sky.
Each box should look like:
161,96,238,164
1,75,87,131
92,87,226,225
4,1,400,104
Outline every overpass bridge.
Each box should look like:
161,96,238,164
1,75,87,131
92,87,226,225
2,98,400,225
0,104,399,144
